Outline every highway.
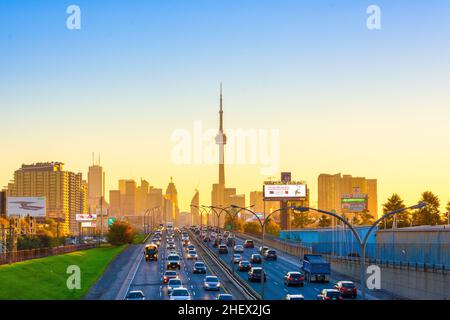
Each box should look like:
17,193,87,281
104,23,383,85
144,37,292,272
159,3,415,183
126,229,230,300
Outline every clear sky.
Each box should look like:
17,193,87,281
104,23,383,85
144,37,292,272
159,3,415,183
1,0,449,213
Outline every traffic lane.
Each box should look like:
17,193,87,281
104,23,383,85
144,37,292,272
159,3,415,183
172,234,223,300
234,235,381,300
128,235,163,300
209,236,329,300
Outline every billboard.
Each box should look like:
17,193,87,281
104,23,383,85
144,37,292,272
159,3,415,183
81,221,97,228
7,197,46,217
341,195,368,212
76,213,97,221
263,184,307,201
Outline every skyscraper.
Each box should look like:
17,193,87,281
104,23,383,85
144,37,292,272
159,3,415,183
7,162,87,235
119,179,136,215
87,155,104,212
318,173,378,218
190,189,199,225
165,177,180,225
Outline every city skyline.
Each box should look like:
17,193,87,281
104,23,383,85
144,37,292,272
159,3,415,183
1,0,450,212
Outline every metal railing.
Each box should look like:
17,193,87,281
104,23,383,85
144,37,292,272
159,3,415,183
0,244,97,265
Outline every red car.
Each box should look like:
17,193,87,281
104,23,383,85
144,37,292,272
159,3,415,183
334,281,357,299
244,240,254,248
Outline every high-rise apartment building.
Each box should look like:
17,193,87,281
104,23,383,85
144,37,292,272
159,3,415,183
7,162,87,235
119,179,136,215
318,173,378,218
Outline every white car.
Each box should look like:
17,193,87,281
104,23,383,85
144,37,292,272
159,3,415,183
232,254,242,263
187,250,198,260
203,276,221,291
125,290,145,300
167,278,183,293
170,287,191,300
233,245,244,253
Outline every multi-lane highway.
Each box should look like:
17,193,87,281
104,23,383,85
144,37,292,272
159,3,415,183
126,228,230,300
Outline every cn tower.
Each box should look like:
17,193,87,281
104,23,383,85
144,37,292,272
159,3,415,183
215,83,226,186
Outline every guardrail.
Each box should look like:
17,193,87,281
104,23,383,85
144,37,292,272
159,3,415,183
0,244,98,265
189,230,260,300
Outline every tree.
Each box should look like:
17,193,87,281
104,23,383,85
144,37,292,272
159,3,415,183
317,215,332,228
106,221,135,246
243,221,261,234
265,219,281,236
292,210,314,229
443,201,450,225
223,214,243,233
412,191,441,226
382,194,410,228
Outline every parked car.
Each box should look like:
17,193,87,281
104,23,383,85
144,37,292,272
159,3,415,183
193,262,207,274
251,254,262,264
238,260,252,271
248,267,266,282
218,244,229,254
203,276,221,291
317,289,343,300
244,240,254,248
126,290,145,300
334,281,357,299
283,271,305,287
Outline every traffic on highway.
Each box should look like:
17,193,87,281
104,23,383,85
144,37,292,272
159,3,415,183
124,223,393,301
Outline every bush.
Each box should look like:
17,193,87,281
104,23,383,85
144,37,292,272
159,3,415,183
106,221,135,246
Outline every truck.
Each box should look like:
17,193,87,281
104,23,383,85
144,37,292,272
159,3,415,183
301,254,331,283
144,244,158,261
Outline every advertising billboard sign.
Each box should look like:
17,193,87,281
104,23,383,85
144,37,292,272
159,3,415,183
81,221,97,228
76,213,97,221
263,184,307,201
341,195,368,212
7,197,46,217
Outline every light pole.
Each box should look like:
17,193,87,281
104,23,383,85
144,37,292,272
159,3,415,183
292,201,427,300
230,204,292,300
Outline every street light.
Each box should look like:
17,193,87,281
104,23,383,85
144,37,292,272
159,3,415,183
292,201,427,300
230,204,293,300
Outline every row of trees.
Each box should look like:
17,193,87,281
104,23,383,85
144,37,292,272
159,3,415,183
382,191,449,228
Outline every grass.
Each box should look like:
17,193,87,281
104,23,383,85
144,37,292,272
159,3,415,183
0,245,126,300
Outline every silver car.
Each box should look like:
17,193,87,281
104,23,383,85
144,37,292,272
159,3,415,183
170,287,191,300
203,276,221,291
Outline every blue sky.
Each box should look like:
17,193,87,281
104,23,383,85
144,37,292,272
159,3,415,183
1,0,449,211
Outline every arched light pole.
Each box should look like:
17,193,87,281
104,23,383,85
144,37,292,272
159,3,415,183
292,201,427,300
230,204,293,300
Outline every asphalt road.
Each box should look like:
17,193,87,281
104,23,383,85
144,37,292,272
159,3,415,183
127,230,227,300
200,233,394,300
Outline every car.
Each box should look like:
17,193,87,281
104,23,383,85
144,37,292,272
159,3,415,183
248,267,266,282
244,240,254,248
251,254,262,264
193,261,207,274
167,243,176,250
167,278,183,293
317,289,343,300
125,290,145,300
218,244,229,254
186,244,195,252
170,287,191,300
166,254,181,270
203,276,221,291
264,249,277,260
233,245,244,253
232,254,242,263
334,281,357,298
182,239,190,246
285,294,304,300
217,294,234,300
238,260,252,271
259,246,269,255
283,271,305,287
203,236,211,242
162,270,179,284
187,250,198,260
